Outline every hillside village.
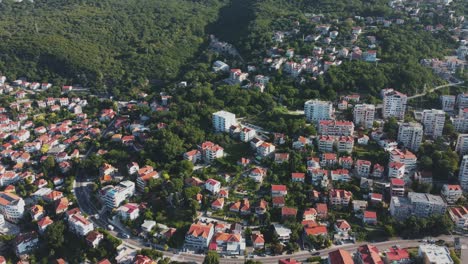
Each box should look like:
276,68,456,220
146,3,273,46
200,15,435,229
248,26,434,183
0,0,466,263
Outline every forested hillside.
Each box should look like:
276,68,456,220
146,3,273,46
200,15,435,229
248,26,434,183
0,0,225,91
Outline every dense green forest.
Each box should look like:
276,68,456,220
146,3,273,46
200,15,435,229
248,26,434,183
0,0,225,89
0,0,462,98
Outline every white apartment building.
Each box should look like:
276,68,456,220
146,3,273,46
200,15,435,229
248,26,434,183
337,136,354,153
67,210,94,236
455,134,468,155
440,95,455,111
317,135,335,152
448,206,468,230
212,110,237,132
0,192,25,223
421,109,445,138
458,155,468,192
101,181,135,209
418,244,454,264
441,184,463,204
388,162,405,178
382,89,407,119
184,223,214,249
390,192,447,220
318,120,354,136
355,160,372,178
304,99,333,123
353,104,375,129
390,149,417,174
239,127,256,142
457,93,468,109
397,122,423,151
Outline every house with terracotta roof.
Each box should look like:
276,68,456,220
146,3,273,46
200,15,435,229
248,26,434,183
251,233,265,249
211,198,224,211
249,167,267,183
448,206,468,230
230,201,241,213
37,216,53,234
184,222,214,249
328,249,354,264
14,231,39,257
271,184,287,197
441,184,463,204
331,169,351,182
279,258,301,264
291,172,305,183
134,255,156,264
390,178,405,197
384,246,410,264
282,207,298,220
212,232,245,255
55,197,69,214
388,162,405,179
205,179,221,194
369,193,383,205
97,259,112,264
303,208,318,221
30,205,44,221
218,189,229,198
117,203,140,220
274,152,289,163
356,244,383,264
372,164,384,178
315,203,328,219
329,189,352,207
86,230,104,248
303,220,328,237
321,153,338,167
363,211,378,225
334,219,351,234
272,196,286,208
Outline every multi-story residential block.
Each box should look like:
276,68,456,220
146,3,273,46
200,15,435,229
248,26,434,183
455,134,468,155
337,136,354,153
382,89,407,119
318,120,354,136
212,110,236,132
183,149,202,164
459,155,468,192
388,162,405,179
421,109,445,138
418,244,454,264
397,122,423,151
212,232,246,255
256,142,275,157
331,169,351,182
67,209,94,236
390,192,447,220
309,168,329,186
441,184,463,204
205,179,221,194
184,223,214,249
199,141,224,162
372,164,384,178
14,231,39,257
353,104,375,129
448,206,468,230
0,192,25,223
239,127,256,142
271,185,287,197
355,244,383,264
457,93,468,109
292,136,311,149
452,109,468,133
355,160,372,178
304,99,333,123
100,181,135,209
117,203,140,220
440,95,456,112
136,165,159,191
329,189,352,207
390,178,405,197
339,156,353,169
390,149,417,174
291,173,305,183
0,171,20,187
318,135,335,152
321,153,338,167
